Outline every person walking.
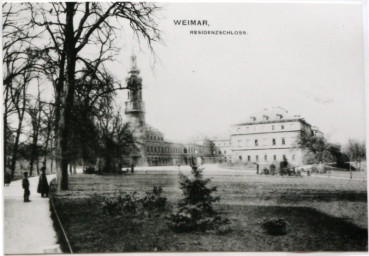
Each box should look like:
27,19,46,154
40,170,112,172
22,172,30,202
37,167,49,198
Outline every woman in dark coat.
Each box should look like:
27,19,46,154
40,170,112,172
37,167,49,197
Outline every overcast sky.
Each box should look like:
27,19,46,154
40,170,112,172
104,2,365,145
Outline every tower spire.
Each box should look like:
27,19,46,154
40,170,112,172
130,52,140,74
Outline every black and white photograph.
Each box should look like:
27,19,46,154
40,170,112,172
2,1,368,254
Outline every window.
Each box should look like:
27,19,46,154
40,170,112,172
272,125,275,130
282,138,286,145
256,155,259,161
264,155,267,161
224,150,227,154
281,125,284,130
273,155,276,161
272,138,276,145
219,151,222,155
283,154,286,160
239,156,242,160
247,155,251,161
255,140,258,146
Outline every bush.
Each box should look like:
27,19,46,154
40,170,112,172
141,186,167,213
270,164,276,175
102,186,167,217
83,166,96,174
279,156,289,176
4,172,11,185
311,166,318,173
259,217,289,236
168,164,230,233
102,192,141,216
262,168,270,175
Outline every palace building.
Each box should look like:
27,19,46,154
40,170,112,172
230,107,320,166
124,55,217,166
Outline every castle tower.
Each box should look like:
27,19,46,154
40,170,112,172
125,55,147,165
125,54,145,125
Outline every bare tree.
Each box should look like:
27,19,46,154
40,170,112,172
8,71,32,178
28,2,161,190
346,140,366,171
26,80,45,176
2,3,38,171
95,105,137,173
40,104,55,171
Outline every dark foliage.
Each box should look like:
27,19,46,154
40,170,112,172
279,156,289,176
259,217,289,236
141,186,167,213
102,186,167,217
270,164,276,175
83,167,96,174
168,166,230,232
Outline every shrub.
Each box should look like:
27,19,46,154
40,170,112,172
262,168,269,175
141,186,167,213
102,192,141,216
83,166,96,174
296,169,302,176
279,156,289,176
168,163,230,233
4,172,11,185
259,217,289,236
270,164,276,175
102,186,167,217
311,166,318,173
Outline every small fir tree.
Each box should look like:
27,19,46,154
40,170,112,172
168,157,229,232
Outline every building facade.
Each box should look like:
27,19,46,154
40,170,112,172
212,137,232,162
230,108,314,166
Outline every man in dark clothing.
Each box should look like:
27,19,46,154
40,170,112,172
22,172,30,202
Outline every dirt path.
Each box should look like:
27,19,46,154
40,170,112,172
4,174,61,254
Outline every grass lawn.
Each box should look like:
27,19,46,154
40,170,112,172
50,168,368,252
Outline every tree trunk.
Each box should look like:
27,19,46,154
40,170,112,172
54,56,65,184
10,91,26,178
4,86,10,171
43,120,52,165
29,132,38,176
57,2,76,190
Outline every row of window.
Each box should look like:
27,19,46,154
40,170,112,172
146,135,163,141
214,142,231,146
235,124,289,133
238,154,295,162
216,150,228,155
237,138,286,147
147,146,178,154
146,146,202,154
